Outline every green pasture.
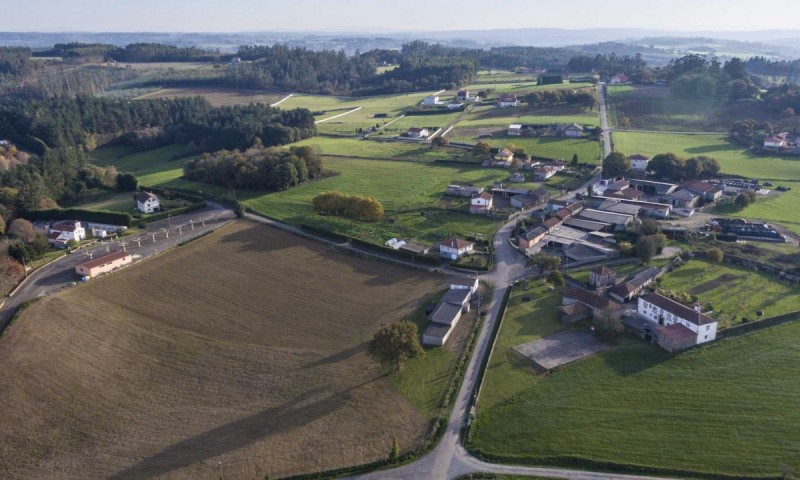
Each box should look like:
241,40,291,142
659,259,800,328
469,282,800,476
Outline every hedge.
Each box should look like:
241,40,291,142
138,185,204,203
349,237,442,266
26,208,132,227
144,201,207,222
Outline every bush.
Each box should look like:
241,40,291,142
312,191,384,221
706,247,724,263
547,270,565,287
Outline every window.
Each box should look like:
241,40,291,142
704,335,708,340
706,325,710,331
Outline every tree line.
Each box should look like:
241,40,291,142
602,152,720,180
183,144,324,191
312,191,384,221
524,88,597,110
0,95,316,154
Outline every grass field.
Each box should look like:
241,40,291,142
79,192,137,213
659,259,800,328
606,85,773,132
136,87,286,107
243,156,509,243
469,282,800,477
456,104,599,128
613,131,800,232
449,132,602,164
0,221,457,479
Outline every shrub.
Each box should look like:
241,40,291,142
312,191,384,221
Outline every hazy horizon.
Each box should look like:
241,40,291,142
7,0,800,34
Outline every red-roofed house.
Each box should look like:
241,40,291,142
470,192,494,214
498,93,518,108
610,73,630,84
439,238,475,260
764,132,789,148
75,250,132,278
638,293,718,347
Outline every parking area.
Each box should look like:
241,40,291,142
513,330,609,370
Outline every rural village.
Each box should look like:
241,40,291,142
1,16,800,480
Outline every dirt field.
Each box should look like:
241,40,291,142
0,221,444,479
690,273,744,295
136,87,286,107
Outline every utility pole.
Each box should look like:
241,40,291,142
218,461,223,480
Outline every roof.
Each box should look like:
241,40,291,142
671,189,698,201
629,154,651,161
529,188,550,199
472,192,493,201
498,148,514,157
423,322,452,340
137,191,158,203
429,301,463,325
578,209,633,225
591,266,615,276
565,243,611,260
542,217,562,230
658,323,697,342
555,208,572,220
440,237,474,250
499,93,517,101
603,203,642,216
522,226,547,241
680,181,716,194
408,127,427,133
564,123,584,131
640,293,715,326
442,288,471,305
609,281,637,299
565,287,621,311
78,250,131,270
563,218,607,232
509,124,522,129
628,267,662,289
399,242,428,254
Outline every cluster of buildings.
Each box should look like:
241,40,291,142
37,220,129,249
507,122,585,138
518,199,620,265
593,176,724,216
422,90,483,111
559,265,718,352
422,277,479,346
763,132,800,153
465,184,552,215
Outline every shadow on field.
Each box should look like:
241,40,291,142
302,341,369,369
108,376,385,480
600,343,670,376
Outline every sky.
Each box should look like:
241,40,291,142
6,0,800,33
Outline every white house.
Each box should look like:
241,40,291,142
137,191,161,214
439,237,475,260
610,73,630,84
423,287,472,346
498,93,518,108
562,123,584,138
508,124,522,136
533,166,557,181
764,132,789,148
423,95,441,106
637,293,718,351
48,220,86,247
629,154,651,172
75,250,133,278
447,99,465,110
470,192,494,214
407,127,430,139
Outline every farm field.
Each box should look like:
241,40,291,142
243,156,509,243
469,282,800,477
456,104,599,128
79,191,138,213
659,259,800,328
606,85,775,132
462,81,593,95
0,221,459,480
450,132,602,164
136,87,286,107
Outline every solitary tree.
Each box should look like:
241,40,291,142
640,218,661,236
635,235,657,263
735,190,757,209
8,218,34,242
571,153,579,167
602,152,630,177
706,247,724,263
369,321,424,372
547,270,565,287
593,309,624,340
431,136,449,147
528,253,561,272
473,141,492,157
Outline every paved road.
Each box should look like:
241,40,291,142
350,210,673,480
0,202,235,333
598,82,612,159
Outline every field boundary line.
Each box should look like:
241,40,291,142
270,93,293,107
315,106,363,124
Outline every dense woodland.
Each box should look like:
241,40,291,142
184,144,324,191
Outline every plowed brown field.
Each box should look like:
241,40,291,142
0,220,442,479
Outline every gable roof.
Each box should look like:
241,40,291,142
137,191,158,204
440,237,474,250
472,192,493,201
522,226,547,241
641,293,715,326
680,181,716,194
78,250,131,270
565,287,621,311
591,266,615,276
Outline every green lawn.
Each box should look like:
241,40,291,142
79,192,137,213
469,282,800,477
450,134,602,164
613,131,800,233
457,104,599,129
243,156,509,244
659,259,800,328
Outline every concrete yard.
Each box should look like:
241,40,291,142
513,330,609,370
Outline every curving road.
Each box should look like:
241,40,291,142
350,211,673,480
0,202,235,334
